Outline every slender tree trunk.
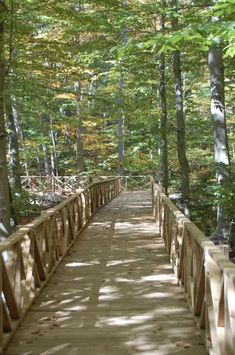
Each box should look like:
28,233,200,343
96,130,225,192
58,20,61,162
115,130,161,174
173,50,190,212
117,104,124,176
50,151,56,178
0,5,13,239
159,54,168,194
208,45,230,242
117,0,127,176
65,125,73,155
75,81,85,173
42,143,50,176
171,2,190,214
36,148,41,174
49,116,58,176
16,114,29,176
159,1,168,194
6,97,22,189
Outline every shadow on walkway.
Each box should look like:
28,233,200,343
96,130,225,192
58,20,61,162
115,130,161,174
6,192,205,355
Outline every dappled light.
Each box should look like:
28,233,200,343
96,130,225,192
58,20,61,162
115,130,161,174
5,191,205,355
0,0,234,353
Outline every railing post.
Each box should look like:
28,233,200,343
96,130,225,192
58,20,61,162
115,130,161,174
219,245,229,259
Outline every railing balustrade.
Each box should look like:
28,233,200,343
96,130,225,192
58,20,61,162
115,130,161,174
21,175,92,193
0,178,121,352
20,175,151,193
152,182,235,355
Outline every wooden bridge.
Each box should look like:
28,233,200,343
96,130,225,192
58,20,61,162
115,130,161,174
1,178,235,354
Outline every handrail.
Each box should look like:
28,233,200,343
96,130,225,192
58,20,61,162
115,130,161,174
152,181,235,355
0,178,121,352
20,175,151,192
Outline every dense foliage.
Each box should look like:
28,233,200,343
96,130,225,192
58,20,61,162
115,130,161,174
1,0,235,239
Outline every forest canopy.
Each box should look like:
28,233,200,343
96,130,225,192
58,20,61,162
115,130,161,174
0,0,234,242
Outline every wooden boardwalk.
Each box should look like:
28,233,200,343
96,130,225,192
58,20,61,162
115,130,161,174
5,192,205,355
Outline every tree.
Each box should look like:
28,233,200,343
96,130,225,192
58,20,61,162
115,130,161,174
6,96,22,189
158,1,168,194
208,45,230,242
0,0,13,239
172,1,190,215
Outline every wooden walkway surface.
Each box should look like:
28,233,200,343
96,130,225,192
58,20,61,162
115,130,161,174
5,192,205,355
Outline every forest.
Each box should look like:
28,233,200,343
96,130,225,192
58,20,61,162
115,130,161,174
0,0,234,247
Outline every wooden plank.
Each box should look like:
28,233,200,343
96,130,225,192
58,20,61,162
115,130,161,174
194,261,205,316
21,236,35,311
151,182,235,355
5,192,206,355
13,243,23,312
2,301,12,332
2,258,20,320
217,278,225,327
224,274,235,355
34,238,46,281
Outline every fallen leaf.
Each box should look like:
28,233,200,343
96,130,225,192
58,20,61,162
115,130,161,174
31,330,41,335
183,344,191,349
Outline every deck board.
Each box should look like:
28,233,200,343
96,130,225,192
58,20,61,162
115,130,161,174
5,191,206,355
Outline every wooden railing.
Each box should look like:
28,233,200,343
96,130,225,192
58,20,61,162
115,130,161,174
21,175,92,193
152,182,235,355
119,175,151,190
21,175,151,193
0,178,121,352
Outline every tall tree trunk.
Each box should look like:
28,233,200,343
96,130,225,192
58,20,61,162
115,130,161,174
208,45,230,242
6,97,22,189
172,2,190,215
36,148,41,175
75,81,85,173
159,54,168,194
159,1,168,194
65,125,73,156
0,4,13,239
49,116,58,176
42,143,50,176
15,113,29,176
117,104,124,176
173,50,190,208
117,0,127,176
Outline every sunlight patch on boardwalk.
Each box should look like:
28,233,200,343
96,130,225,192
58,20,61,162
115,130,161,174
5,191,205,355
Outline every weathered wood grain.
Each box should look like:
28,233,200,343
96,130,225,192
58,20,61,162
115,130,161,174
5,192,205,355
152,181,235,355
0,178,121,352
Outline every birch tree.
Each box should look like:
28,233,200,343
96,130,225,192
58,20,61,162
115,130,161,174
6,97,22,189
208,45,230,242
